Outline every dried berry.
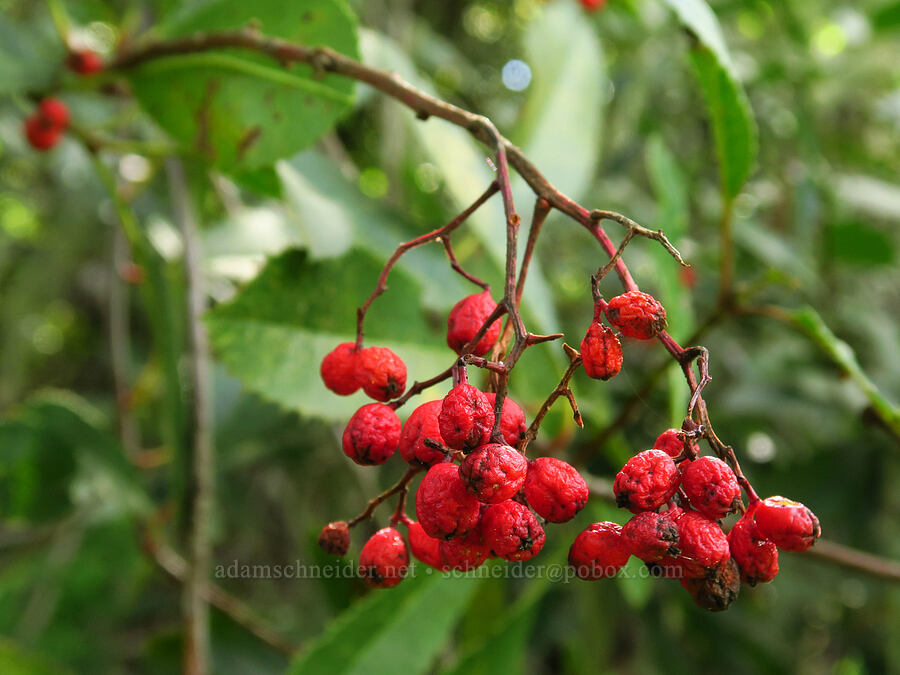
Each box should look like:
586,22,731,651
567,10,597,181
673,510,731,579
438,383,493,452
481,500,545,562
752,496,821,552
605,291,667,340
439,525,488,571
405,520,445,570
38,98,70,129
398,400,450,468
317,520,350,556
613,449,681,513
568,521,630,579
523,456,589,523
459,443,528,504
621,511,680,562
320,342,361,396
680,456,741,520
415,462,482,539
653,428,699,459
580,322,623,380
342,403,401,465
66,49,104,75
358,527,408,588
23,116,62,151
356,346,407,402
728,507,778,586
446,291,502,356
680,558,741,611
485,393,527,447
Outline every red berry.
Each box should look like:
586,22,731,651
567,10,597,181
359,527,408,588
752,496,821,552
580,322,623,380
485,393,527,447
605,291,667,340
398,400,450,468
613,449,681,513
459,443,528,504
23,116,62,150
404,520,445,570
320,342,361,395
66,49,104,75
356,346,406,401
415,462,482,539
653,428,700,459
727,507,778,586
317,520,350,556
680,456,741,520
673,510,731,579
523,456,589,523
621,511,680,562
438,383,493,452
439,525,488,571
342,403,401,465
481,500,545,562
580,0,607,11
679,558,741,612
568,521,630,579
446,291,502,356
38,98,69,129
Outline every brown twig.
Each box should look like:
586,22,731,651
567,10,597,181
347,467,421,527
518,344,584,455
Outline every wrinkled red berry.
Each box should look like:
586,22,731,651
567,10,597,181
356,346,406,401
438,383,493,452
673,510,731,579
613,449,680,513
485,393,527,447
342,403,401,465
446,291,502,356
320,342,361,395
568,521,630,579
752,496,821,552
439,525,488,571
523,456,589,523
580,0,607,11
38,98,69,129
621,511,680,562
415,462,482,539
653,428,699,459
605,291,667,340
23,116,62,150
359,527,408,588
481,500,545,562
398,400,450,468
66,49,104,75
405,520,445,570
580,322,623,380
680,558,741,611
680,456,741,520
728,507,778,586
317,520,350,556
459,443,527,504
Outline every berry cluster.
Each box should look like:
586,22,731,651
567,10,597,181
23,98,69,151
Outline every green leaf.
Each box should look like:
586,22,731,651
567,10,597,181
0,15,61,95
129,0,358,170
825,221,895,267
289,572,481,675
0,637,70,674
873,2,900,31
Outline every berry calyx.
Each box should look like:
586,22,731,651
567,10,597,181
605,291,667,340
359,527,409,588
317,521,350,556
523,456,589,523
485,393,527,447
404,520,445,570
481,500,545,562
398,399,450,468
752,496,821,552
446,291,502,356
653,428,699,459
438,383,493,452
320,342,361,395
342,403,401,465
415,462,482,539
727,507,779,586
680,558,741,612
680,456,741,520
458,443,528,504
568,521,630,580
356,346,407,401
673,510,731,579
66,49,104,75
621,511,680,562
580,322,623,380
613,449,681,513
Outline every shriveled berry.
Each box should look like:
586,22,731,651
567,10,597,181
680,558,741,611
66,49,104,75
613,449,680,513
317,520,350,556
485,393,527,447
320,342,361,395
405,520,445,570
356,346,406,401
359,527,408,588
580,322,623,380
23,116,62,151
398,400,449,468
523,456,589,523
653,428,700,459
680,456,741,520
674,510,731,579
459,443,528,504
568,521,630,580
621,511,680,562
481,500,545,562
342,403,401,465
446,291,502,356
38,98,69,129
439,525,488,571
605,291,667,340
752,496,821,552
728,507,778,586
415,462,482,539
438,383,493,452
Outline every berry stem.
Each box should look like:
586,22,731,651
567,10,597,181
518,343,584,455
347,467,421,528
